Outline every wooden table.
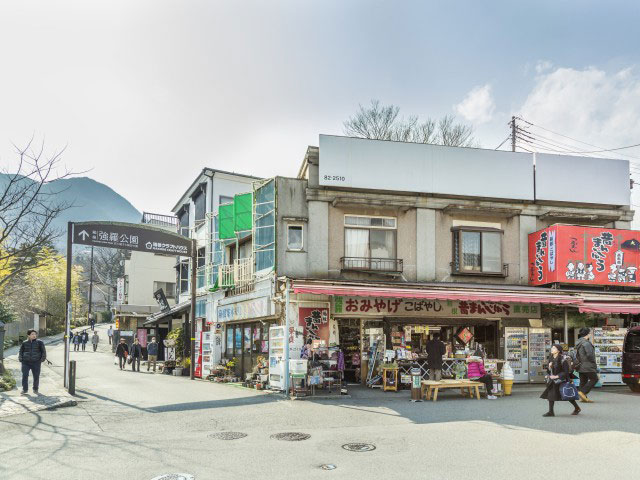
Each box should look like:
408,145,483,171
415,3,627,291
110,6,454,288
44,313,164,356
421,379,483,402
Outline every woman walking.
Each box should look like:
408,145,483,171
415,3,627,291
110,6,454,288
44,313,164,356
541,344,581,417
115,338,129,370
81,331,89,351
73,332,81,352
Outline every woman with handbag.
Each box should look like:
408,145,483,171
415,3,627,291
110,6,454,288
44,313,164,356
540,344,581,417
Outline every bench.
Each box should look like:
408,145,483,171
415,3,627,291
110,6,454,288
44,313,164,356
421,379,483,402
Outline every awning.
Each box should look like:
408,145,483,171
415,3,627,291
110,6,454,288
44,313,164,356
578,302,640,314
144,300,191,325
292,281,581,305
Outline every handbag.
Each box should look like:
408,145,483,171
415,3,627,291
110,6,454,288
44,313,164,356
559,380,579,401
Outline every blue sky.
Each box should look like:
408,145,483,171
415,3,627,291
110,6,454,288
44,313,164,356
1,0,640,212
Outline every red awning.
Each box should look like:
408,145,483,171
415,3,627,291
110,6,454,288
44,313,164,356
578,303,640,314
292,282,581,305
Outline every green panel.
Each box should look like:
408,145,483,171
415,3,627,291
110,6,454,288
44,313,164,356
219,204,235,239
234,193,253,232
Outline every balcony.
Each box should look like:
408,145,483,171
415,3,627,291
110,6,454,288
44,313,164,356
218,258,255,294
341,256,403,273
141,212,178,230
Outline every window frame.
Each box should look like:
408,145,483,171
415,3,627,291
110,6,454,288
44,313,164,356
286,224,304,251
451,226,505,276
344,215,397,260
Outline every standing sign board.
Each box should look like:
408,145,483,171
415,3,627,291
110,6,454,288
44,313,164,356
116,278,125,305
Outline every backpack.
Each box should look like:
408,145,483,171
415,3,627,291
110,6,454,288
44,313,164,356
565,351,579,373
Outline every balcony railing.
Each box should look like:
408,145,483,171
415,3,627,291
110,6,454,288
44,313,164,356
142,212,178,229
218,258,255,289
341,257,403,273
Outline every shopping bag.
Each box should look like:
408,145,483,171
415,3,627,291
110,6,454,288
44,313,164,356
559,381,579,401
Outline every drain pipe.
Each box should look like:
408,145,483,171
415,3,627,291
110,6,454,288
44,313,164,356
284,278,290,397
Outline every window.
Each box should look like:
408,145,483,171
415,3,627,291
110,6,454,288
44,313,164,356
343,215,398,271
287,224,303,250
177,260,189,293
192,185,206,225
254,180,275,272
625,330,640,353
178,205,190,237
153,281,176,299
226,327,233,355
219,195,233,206
197,247,205,289
452,227,503,274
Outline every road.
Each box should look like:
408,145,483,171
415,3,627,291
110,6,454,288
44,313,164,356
1,323,639,480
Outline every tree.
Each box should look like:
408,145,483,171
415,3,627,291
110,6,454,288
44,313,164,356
343,100,476,147
5,247,85,333
74,247,124,310
0,138,75,289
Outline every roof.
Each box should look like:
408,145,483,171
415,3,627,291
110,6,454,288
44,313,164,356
144,300,191,325
171,168,262,213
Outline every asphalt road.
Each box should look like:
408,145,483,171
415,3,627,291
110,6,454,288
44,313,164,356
1,324,639,480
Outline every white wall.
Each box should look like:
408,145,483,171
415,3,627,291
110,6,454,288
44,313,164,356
125,251,176,306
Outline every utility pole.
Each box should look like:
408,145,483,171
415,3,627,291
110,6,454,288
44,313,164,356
87,246,94,327
511,116,516,152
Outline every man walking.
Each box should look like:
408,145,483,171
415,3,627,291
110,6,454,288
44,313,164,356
81,331,89,352
426,333,446,381
91,331,100,352
18,330,47,395
73,332,81,351
107,326,113,345
115,338,129,370
89,316,95,331
129,338,142,372
147,336,159,373
576,327,598,403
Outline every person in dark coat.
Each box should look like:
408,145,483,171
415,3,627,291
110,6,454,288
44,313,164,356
81,331,89,351
73,332,81,351
575,327,598,403
115,338,129,370
540,344,581,417
18,330,47,395
426,333,446,381
129,338,142,372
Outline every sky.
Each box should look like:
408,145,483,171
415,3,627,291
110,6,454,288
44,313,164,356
2,0,640,213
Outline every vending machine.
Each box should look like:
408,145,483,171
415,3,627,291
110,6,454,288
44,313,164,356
269,326,286,390
593,327,626,385
201,331,214,378
528,328,552,383
504,327,529,383
194,332,203,378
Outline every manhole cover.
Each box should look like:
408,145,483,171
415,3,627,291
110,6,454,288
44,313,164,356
151,475,195,480
342,443,376,452
208,431,247,440
270,432,311,441
321,464,337,470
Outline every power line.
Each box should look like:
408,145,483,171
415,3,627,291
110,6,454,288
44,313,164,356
494,136,511,150
516,116,640,161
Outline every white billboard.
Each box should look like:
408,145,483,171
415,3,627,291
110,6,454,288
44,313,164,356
535,153,630,206
318,135,534,200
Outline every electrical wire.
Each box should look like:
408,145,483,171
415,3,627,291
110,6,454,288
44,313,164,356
516,117,640,161
494,136,511,150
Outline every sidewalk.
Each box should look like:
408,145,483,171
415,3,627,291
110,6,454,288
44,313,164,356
0,346,77,419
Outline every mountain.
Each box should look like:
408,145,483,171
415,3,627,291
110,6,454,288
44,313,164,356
0,174,141,250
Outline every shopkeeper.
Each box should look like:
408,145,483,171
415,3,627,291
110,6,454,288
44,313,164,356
467,350,498,400
425,333,446,381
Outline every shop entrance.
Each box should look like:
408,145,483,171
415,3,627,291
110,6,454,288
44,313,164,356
224,322,270,379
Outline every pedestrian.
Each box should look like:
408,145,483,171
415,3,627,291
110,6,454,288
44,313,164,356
129,338,142,372
91,332,100,352
81,331,89,351
18,329,47,395
69,331,74,346
115,338,129,370
540,344,581,417
107,326,113,345
425,333,446,381
147,336,159,372
575,327,598,403
73,332,81,351
90,317,95,331
467,352,497,400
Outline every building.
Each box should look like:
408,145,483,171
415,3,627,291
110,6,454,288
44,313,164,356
207,135,640,388
143,168,261,365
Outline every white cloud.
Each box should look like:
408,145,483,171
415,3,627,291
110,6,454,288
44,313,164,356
535,60,553,74
455,84,495,124
518,66,640,151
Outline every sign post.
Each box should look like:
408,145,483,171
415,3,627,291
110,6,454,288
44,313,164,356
64,221,193,389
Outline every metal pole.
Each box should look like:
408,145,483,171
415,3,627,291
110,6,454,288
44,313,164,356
64,222,73,388
87,245,94,327
511,116,516,152
190,239,196,380
564,307,569,344
284,278,290,396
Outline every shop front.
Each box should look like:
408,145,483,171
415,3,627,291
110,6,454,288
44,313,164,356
218,295,278,379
